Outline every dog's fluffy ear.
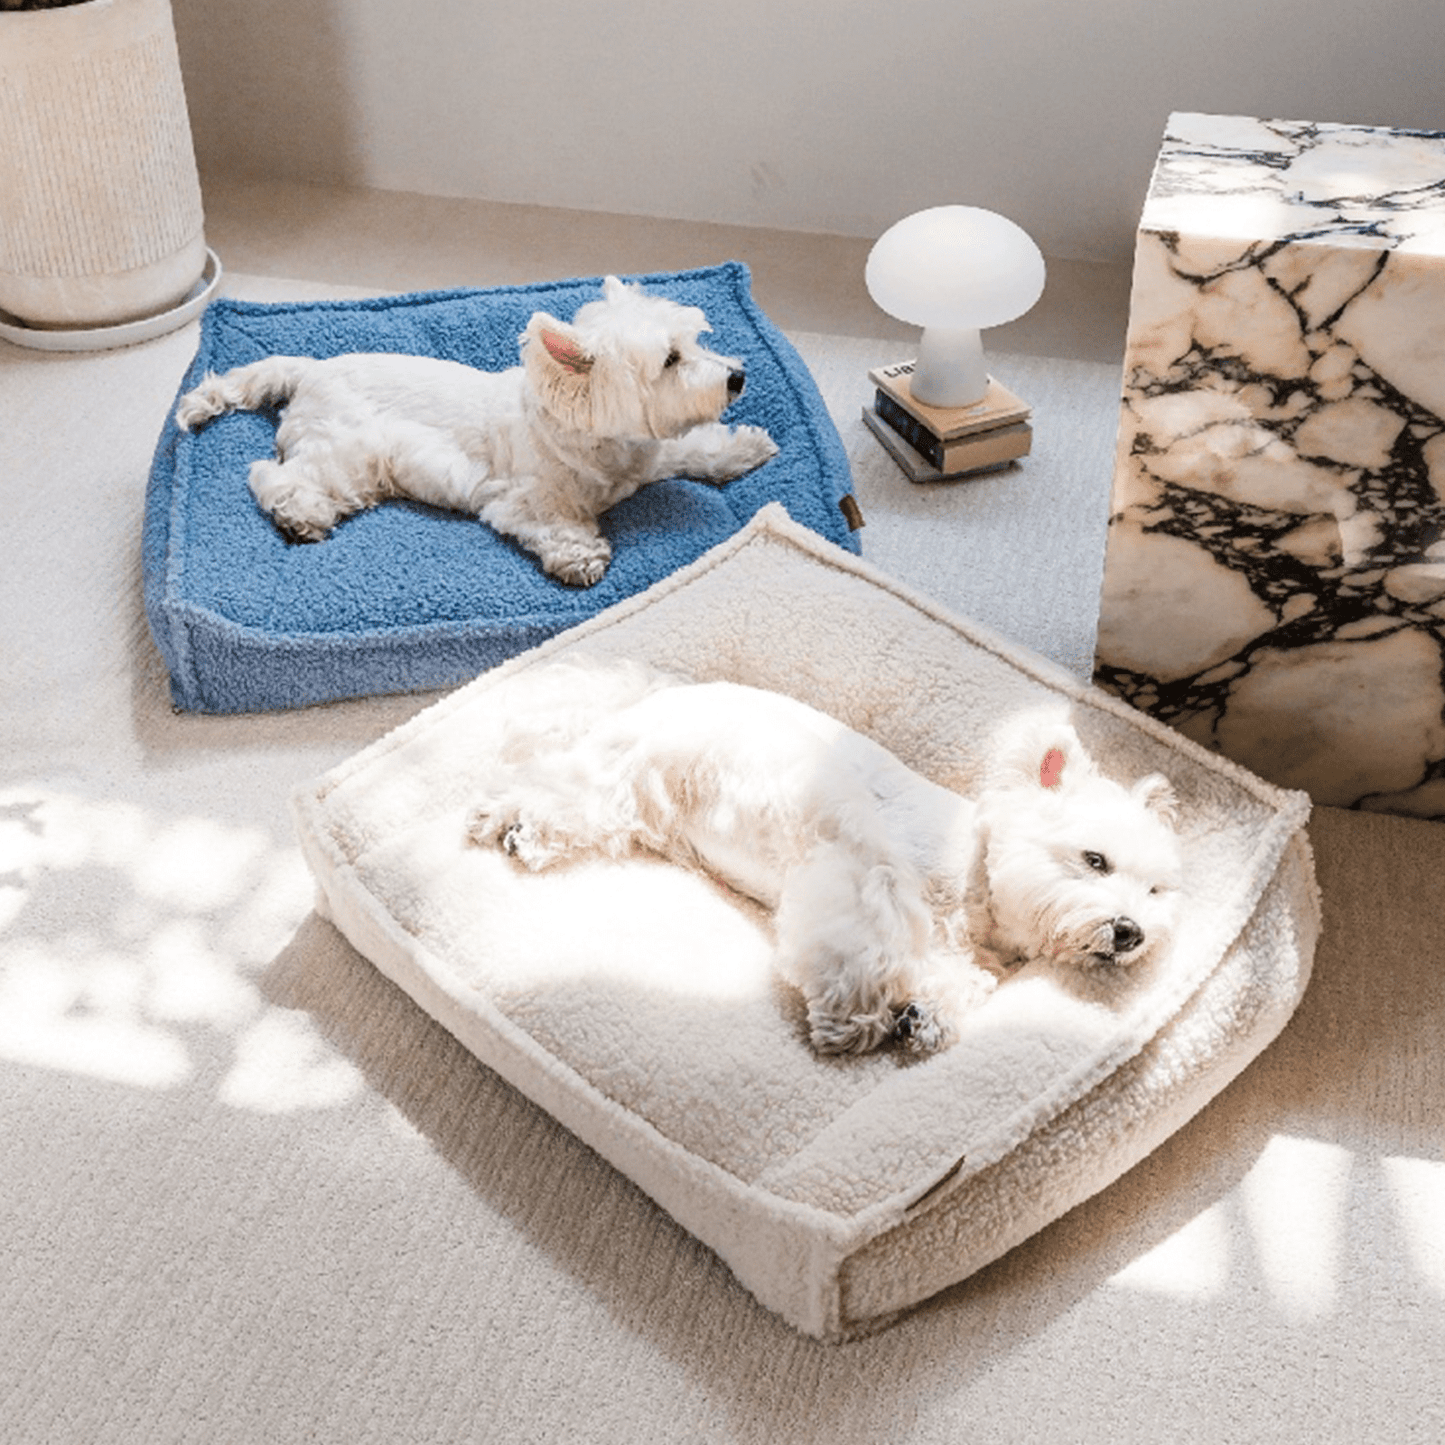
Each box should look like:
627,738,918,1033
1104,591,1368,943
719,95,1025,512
994,710,1086,791
1132,772,1180,825
522,313,598,429
528,316,594,376
1040,746,1067,790
602,274,634,305
990,711,1097,793
1032,730,1095,793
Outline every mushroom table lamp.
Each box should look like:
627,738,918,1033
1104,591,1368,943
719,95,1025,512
865,206,1046,408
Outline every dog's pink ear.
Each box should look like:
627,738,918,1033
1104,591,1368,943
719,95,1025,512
1040,747,1066,790
538,327,594,375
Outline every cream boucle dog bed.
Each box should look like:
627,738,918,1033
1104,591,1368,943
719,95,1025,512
293,504,1320,1340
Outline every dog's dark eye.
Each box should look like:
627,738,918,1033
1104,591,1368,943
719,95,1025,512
663,349,681,369
1083,850,1111,874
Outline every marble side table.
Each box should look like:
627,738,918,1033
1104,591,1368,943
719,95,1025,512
1094,112,1445,817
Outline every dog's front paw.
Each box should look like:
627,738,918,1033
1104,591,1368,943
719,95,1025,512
806,1006,896,1056
465,805,505,849
891,1001,948,1055
718,425,778,479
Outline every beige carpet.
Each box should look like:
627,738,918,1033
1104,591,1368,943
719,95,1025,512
3,272,1444,1443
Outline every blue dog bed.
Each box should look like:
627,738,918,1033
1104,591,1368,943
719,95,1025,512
143,263,859,713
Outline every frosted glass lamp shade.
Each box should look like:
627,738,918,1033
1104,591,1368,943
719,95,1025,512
866,207,1046,406
866,206,1046,331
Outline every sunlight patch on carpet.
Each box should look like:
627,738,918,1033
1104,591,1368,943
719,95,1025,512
0,941,193,1090
1242,1133,1353,1321
0,787,353,1110
1384,1156,1445,1294
218,1008,365,1114
1108,1202,1230,1298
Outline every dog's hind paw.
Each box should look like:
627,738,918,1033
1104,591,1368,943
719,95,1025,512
543,538,612,588
465,805,548,867
273,514,329,544
499,817,569,871
466,800,567,870
174,392,216,432
552,556,608,587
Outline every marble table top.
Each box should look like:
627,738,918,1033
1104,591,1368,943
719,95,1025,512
1146,112,1445,255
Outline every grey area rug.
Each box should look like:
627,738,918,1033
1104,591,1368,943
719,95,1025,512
3,277,1443,1443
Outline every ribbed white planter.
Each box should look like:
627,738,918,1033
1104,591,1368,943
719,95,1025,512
0,0,207,333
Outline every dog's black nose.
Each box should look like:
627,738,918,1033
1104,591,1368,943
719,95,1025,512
727,368,746,397
1112,917,1143,954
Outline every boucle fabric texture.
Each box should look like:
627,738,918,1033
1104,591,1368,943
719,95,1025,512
292,505,1320,1340
142,263,858,713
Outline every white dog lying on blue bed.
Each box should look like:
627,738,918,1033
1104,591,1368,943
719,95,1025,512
465,660,1185,1055
174,276,778,587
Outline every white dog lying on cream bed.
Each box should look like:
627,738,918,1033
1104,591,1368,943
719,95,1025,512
291,505,1317,1339
465,661,1184,1056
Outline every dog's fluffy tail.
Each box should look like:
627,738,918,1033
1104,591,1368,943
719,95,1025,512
174,357,312,432
491,657,676,764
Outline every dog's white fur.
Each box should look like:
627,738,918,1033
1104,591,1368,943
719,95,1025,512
174,277,778,587
465,662,1185,1056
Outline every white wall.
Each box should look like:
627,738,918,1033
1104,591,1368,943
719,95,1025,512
172,0,1445,265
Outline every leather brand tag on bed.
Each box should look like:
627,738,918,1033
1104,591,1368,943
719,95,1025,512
839,494,865,530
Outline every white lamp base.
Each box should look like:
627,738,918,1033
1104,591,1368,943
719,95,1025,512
908,326,988,408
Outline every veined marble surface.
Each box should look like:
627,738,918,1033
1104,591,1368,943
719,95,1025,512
1095,113,1445,817
1142,113,1445,255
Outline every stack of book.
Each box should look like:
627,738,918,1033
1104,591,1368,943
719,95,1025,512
863,361,1032,482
